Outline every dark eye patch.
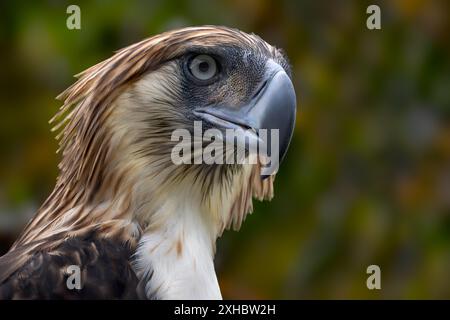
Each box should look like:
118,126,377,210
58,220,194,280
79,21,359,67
177,44,269,111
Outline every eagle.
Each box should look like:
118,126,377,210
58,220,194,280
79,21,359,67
0,26,296,299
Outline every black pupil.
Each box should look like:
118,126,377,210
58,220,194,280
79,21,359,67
198,61,210,73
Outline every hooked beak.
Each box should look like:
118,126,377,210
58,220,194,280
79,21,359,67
194,60,297,178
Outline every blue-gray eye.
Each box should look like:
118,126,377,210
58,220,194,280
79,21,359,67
189,55,217,81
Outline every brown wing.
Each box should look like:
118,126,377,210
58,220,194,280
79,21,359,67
0,233,142,299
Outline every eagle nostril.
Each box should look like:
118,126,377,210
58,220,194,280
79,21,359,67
252,80,267,100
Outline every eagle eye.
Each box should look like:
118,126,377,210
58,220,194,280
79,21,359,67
188,54,218,82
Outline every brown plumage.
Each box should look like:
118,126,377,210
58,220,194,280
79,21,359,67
0,26,296,299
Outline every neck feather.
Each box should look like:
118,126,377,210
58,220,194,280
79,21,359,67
133,187,222,299
11,81,276,299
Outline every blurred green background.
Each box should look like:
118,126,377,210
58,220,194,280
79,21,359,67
0,0,449,299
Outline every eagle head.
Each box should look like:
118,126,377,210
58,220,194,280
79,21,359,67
10,26,297,299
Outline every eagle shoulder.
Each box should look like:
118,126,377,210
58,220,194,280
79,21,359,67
0,234,142,299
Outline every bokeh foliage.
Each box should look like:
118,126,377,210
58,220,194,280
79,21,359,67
0,0,449,298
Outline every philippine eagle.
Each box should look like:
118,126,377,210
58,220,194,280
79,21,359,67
0,26,296,299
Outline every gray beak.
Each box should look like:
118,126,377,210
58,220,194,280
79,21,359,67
194,60,297,178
